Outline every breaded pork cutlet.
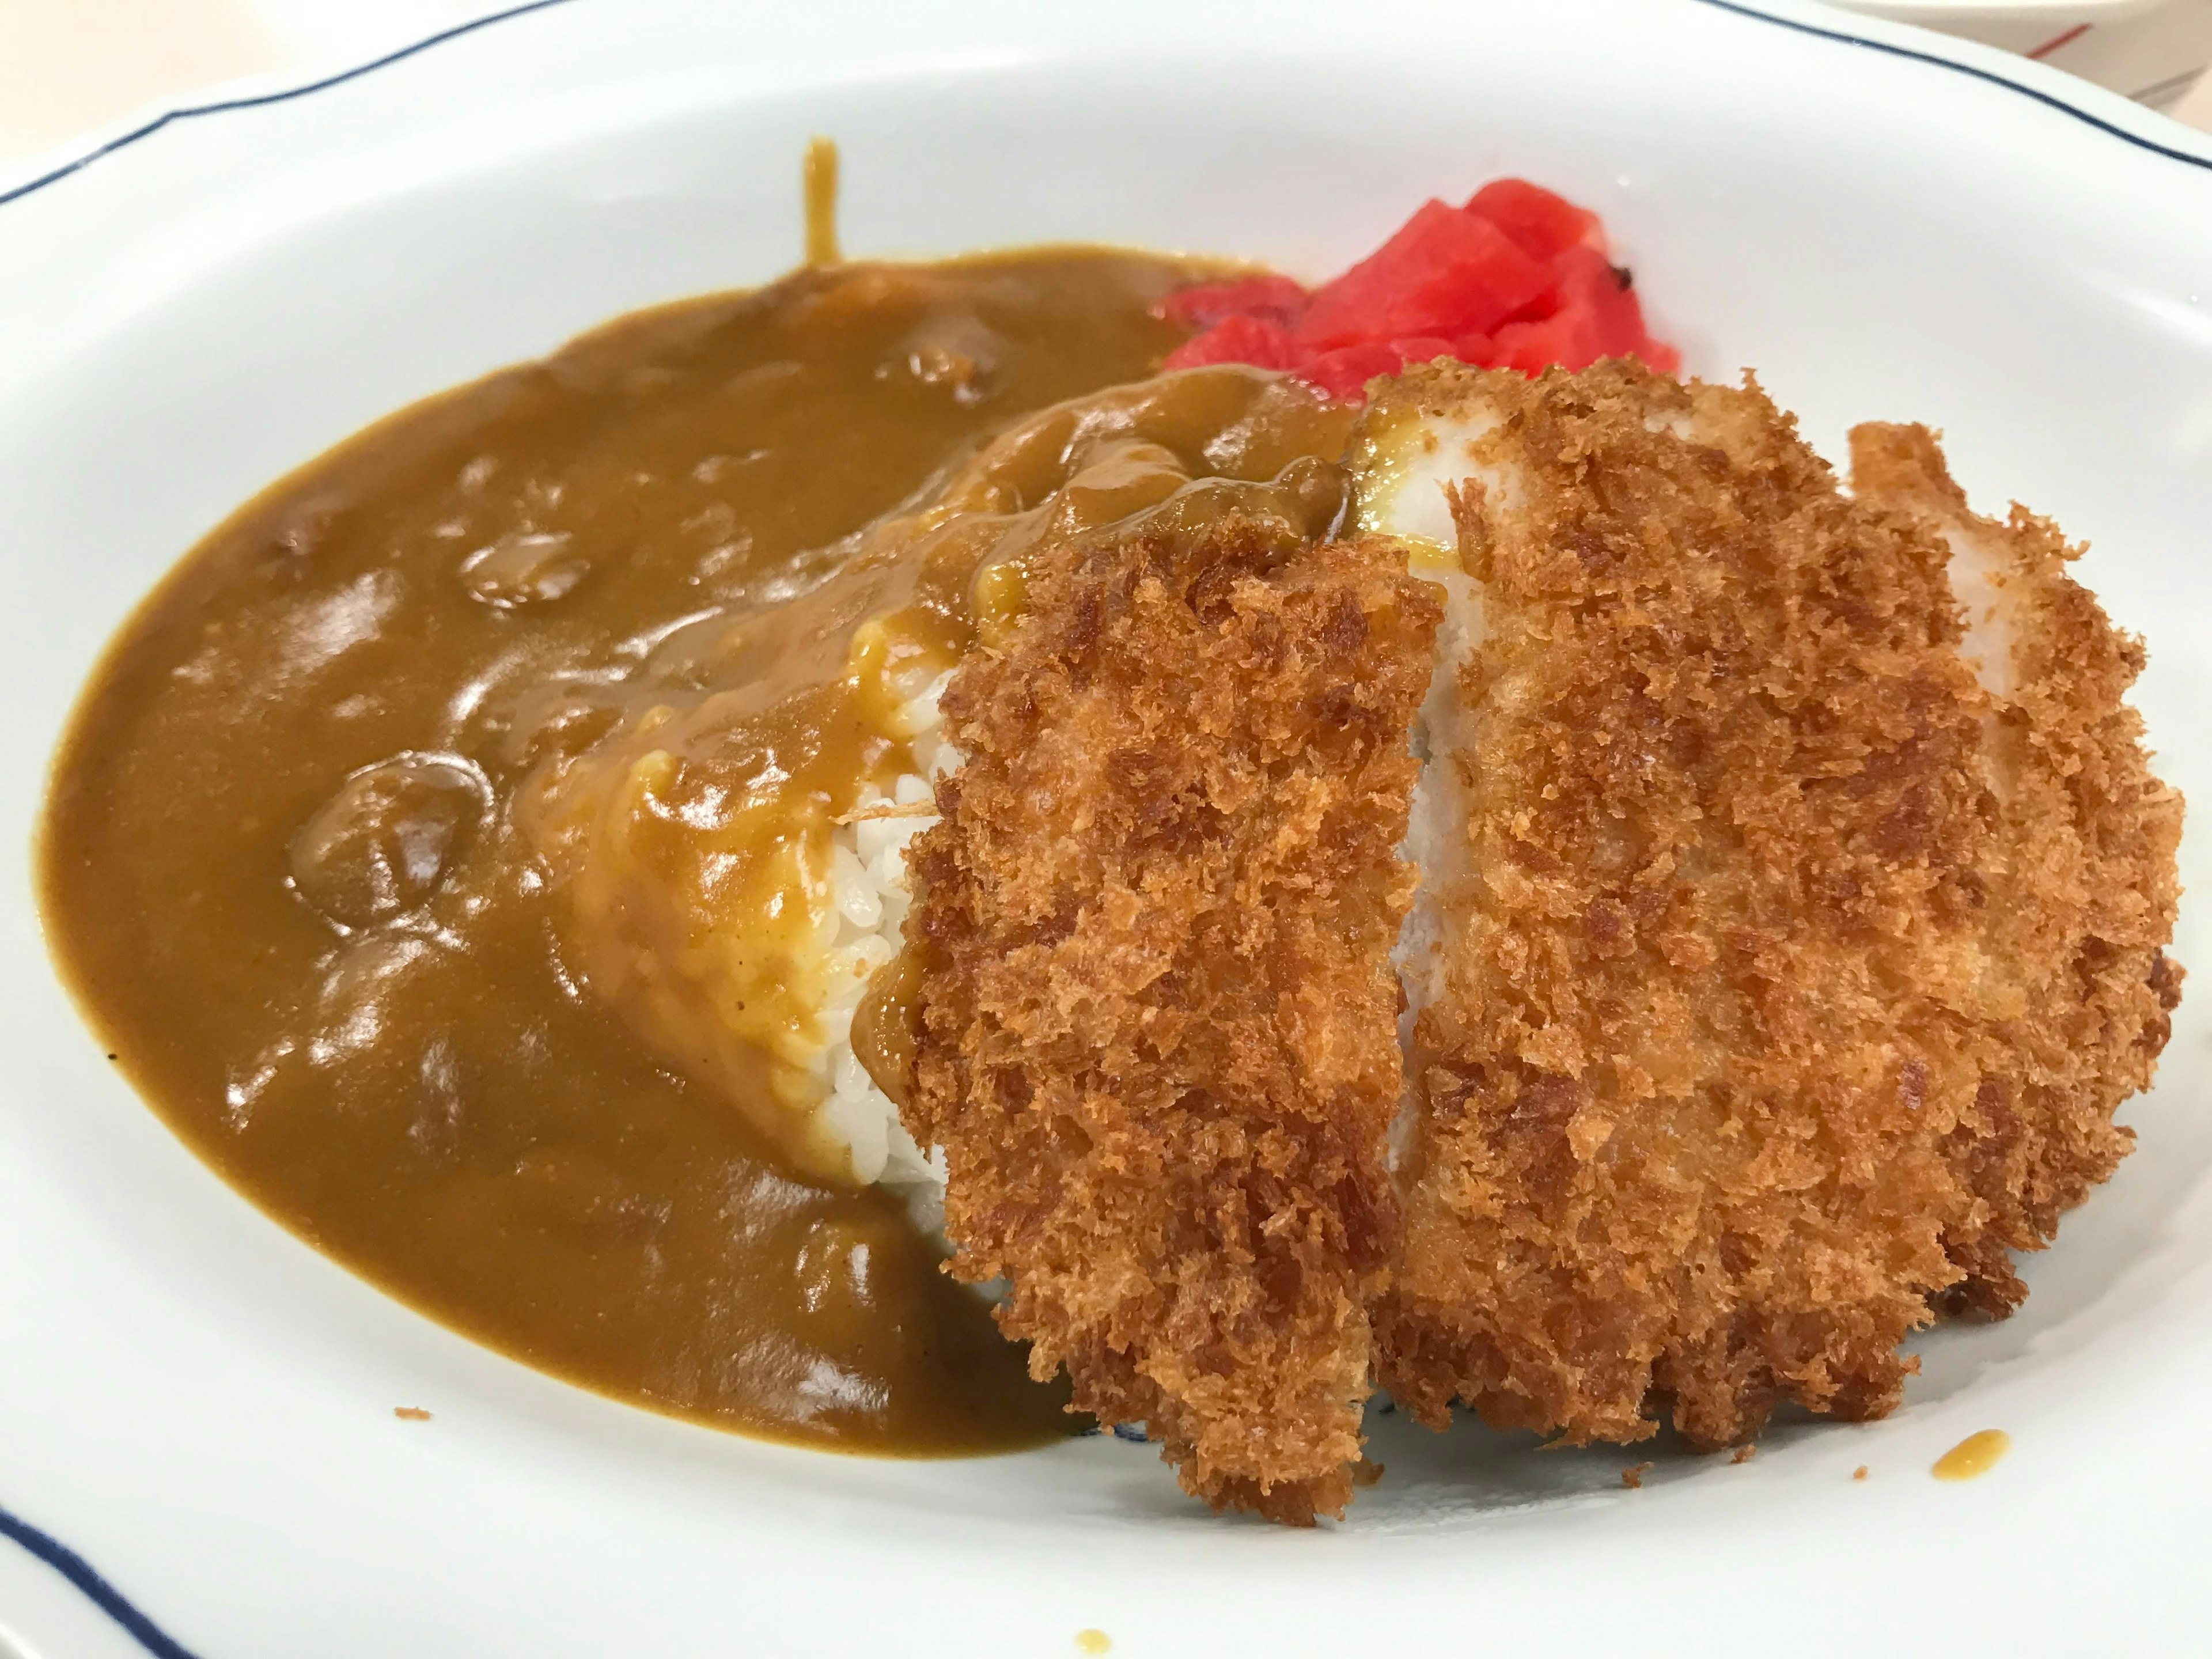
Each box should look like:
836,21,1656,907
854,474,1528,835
902,512,1440,1522
1850,425,2184,1313
1355,361,2179,1450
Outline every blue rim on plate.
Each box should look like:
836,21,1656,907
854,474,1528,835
0,1502,199,1659
0,0,574,211
0,0,2206,215
2,1,2205,1652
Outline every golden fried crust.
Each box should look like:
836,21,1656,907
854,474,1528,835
904,514,1440,1522
1850,424,2184,1314
1372,362,2027,1449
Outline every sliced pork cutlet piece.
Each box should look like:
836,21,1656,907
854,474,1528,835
902,510,1440,1522
1357,360,2007,1449
1850,424,2183,1315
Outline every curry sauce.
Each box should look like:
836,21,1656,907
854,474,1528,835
40,252,1233,1453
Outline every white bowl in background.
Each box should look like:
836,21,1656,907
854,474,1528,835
2,1,2211,1654
1836,0,2160,24
1828,0,2205,85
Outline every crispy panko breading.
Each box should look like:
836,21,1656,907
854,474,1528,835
1356,361,2179,1450
902,512,1440,1522
1849,425,2184,1313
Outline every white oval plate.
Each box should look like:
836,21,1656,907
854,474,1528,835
3,2,2210,1654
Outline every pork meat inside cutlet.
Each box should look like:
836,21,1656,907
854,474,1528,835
1355,359,2175,1450
1850,424,2183,1314
902,510,1440,1522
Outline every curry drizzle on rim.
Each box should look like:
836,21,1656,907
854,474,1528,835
802,137,841,268
37,250,1268,1456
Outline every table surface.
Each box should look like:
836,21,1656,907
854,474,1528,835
2,0,2207,175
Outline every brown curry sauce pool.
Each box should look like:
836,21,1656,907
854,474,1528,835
41,249,1377,1454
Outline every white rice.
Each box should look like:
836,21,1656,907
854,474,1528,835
805,671,960,1221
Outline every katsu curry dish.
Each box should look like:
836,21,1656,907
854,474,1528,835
41,162,2183,1524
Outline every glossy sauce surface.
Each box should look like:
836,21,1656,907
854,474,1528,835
40,252,1234,1453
